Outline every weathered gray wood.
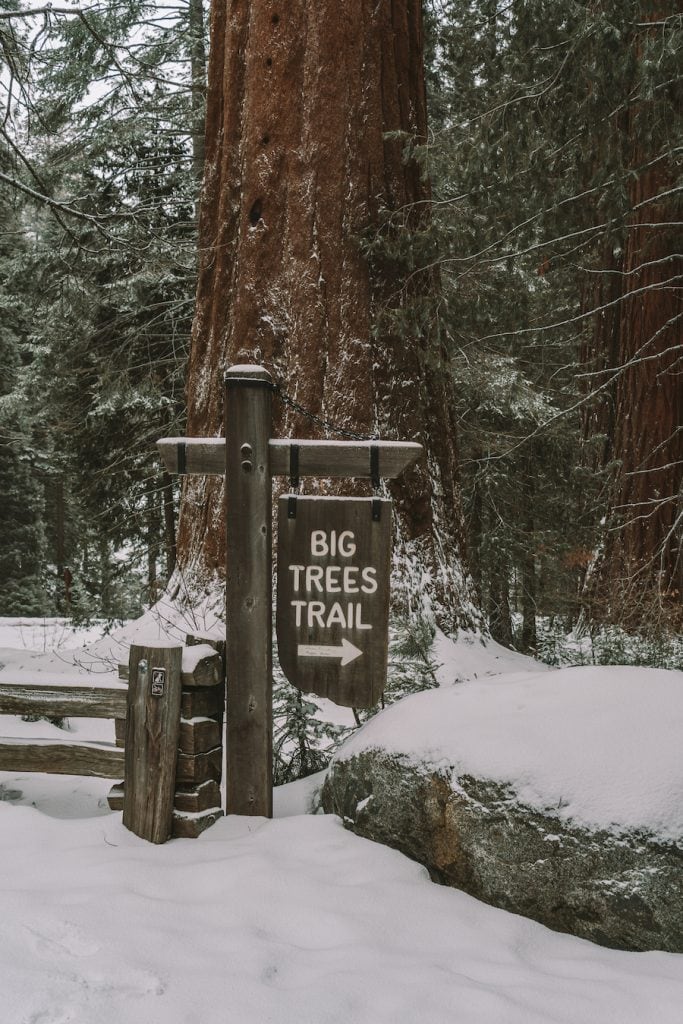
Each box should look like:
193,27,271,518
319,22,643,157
185,634,226,659
225,365,273,817
172,808,224,839
158,437,423,480
0,683,127,719
114,718,126,748
107,782,124,810
178,717,221,756
118,648,222,689
0,738,124,778
174,779,222,813
276,496,392,708
122,644,183,844
270,440,423,480
176,746,222,785
184,637,225,739
180,687,224,719
157,438,225,475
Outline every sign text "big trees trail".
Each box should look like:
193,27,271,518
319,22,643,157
276,496,391,708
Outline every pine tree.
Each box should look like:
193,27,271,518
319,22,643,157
420,0,681,637
0,149,48,615
2,0,208,614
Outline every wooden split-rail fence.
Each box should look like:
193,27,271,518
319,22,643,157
0,635,225,843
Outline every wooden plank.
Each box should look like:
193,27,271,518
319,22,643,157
0,738,124,778
112,781,223,816
176,746,222,785
107,782,124,811
174,780,222,813
178,718,221,756
180,687,224,719
157,437,423,480
185,634,226,659
0,684,127,719
276,496,391,708
114,718,126,748
158,438,225,475
118,648,223,689
178,647,224,688
269,440,423,480
122,644,183,844
172,808,223,839
225,365,273,817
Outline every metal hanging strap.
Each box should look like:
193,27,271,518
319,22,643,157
288,443,300,519
370,444,381,521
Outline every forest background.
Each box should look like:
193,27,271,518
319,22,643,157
0,2,680,689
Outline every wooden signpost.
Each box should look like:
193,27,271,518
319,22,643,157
158,364,422,819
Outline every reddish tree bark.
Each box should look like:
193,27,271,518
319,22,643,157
176,0,479,629
600,162,682,622
584,11,682,627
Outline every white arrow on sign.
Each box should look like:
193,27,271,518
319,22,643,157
297,638,363,666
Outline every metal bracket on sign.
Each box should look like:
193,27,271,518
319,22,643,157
288,443,300,519
370,444,381,521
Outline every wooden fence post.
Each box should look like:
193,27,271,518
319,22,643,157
123,643,183,843
224,365,273,817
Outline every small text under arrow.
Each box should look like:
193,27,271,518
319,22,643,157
297,638,363,666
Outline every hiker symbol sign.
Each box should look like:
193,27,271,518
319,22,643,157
276,496,391,708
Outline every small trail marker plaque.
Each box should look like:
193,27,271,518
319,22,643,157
151,668,165,697
276,496,391,708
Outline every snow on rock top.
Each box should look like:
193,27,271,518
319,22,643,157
334,665,683,841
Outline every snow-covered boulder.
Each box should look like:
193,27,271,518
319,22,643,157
321,666,683,952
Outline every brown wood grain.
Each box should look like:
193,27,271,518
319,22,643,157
180,687,224,719
178,718,221,756
0,684,127,719
0,739,124,778
114,717,126,748
175,746,222,785
172,808,224,839
174,780,222,813
107,782,124,810
158,437,422,479
122,644,183,844
276,495,391,708
225,366,273,817
118,652,222,689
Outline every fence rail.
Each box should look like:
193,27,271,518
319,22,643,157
0,736,124,777
0,680,127,778
0,637,226,843
0,683,127,720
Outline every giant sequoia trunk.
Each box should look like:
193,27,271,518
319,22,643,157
584,11,682,628
176,0,479,630
595,161,682,625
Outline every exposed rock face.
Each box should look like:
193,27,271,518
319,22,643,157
321,750,683,953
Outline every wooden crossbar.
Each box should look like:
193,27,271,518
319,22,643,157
157,437,423,479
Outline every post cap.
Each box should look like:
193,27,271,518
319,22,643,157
224,364,272,383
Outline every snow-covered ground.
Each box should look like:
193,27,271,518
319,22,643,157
0,618,682,1023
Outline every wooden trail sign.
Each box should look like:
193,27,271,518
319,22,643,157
277,496,391,708
157,363,423,818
